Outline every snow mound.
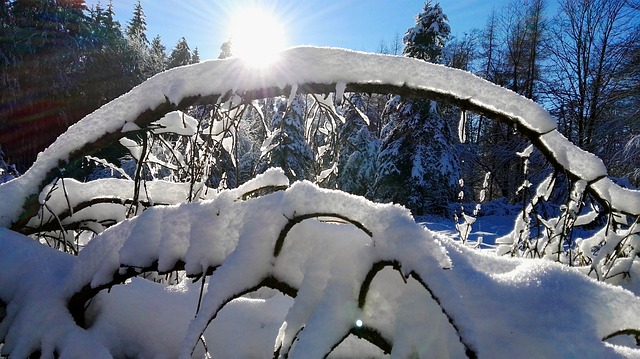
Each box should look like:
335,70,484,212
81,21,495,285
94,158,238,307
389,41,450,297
1,172,639,358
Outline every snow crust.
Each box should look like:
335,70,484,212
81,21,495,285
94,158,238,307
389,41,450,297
1,172,639,358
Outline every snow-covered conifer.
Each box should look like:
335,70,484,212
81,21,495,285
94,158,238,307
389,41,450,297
337,95,380,196
149,35,167,74
402,1,451,63
126,0,148,45
167,37,193,69
372,2,460,215
372,98,460,215
258,96,313,182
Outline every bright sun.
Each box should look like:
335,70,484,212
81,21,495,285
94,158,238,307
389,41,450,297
229,7,286,67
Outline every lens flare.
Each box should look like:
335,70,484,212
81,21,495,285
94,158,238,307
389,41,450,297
229,7,286,68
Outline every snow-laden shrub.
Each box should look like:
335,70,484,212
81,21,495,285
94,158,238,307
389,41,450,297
495,155,639,283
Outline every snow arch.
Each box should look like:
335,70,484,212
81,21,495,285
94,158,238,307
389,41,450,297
0,46,637,230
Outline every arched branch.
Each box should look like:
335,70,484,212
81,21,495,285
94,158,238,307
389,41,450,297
238,185,289,201
602,328,640,346
274,212,373,257
68,259,189,327
357,260,477,359
4,47,637,232
186,275,298,357
22,197,171,235
322,325,392,358
358,260,405,308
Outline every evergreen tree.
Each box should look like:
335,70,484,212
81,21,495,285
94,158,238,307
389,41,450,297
337,95,380,196
124,0,150,80
0,0,94,170
402,1,450,62
372,98,460,215
372,1,460,215
234,103,266,184
97,1,120,39
167,37,192,68
125,0,147,45
218,39,232,59
191,46,200,63
80,1,135,105
258,96,313,182
149,34,166,73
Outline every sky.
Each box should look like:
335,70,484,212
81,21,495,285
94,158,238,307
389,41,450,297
88,0,510,60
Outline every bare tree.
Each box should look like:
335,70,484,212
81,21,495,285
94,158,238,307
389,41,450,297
501,0,547,99
544,0,640,151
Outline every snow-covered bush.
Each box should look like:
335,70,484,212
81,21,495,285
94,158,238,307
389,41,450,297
494,144,639,282
0,47,639,358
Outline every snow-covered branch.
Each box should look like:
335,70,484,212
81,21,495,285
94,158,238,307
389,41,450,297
2,47,637,232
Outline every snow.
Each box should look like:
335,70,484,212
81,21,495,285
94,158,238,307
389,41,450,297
150,111,198,136
0,46,562,227
2,173,640,357
539,129,608,182
27,178,215,233
0,46,639,358
591,177,640,216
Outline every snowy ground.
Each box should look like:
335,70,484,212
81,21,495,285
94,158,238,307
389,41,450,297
1,47,639,358
1,173,639,358
418,214,516,249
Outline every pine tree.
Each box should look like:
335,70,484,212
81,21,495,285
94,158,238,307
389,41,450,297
0,0,93,170
372,98,460,215
337,95,380,196
191,47,200,64
123,0,151,81
167,37,192,68
218,39,232,59
236,102,268,184
80,1,136,104
102,1,119,34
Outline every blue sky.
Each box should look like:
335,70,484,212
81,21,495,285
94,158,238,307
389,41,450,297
89,0,510,60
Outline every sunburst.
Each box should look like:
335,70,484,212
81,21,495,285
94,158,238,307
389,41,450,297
228,7,287,68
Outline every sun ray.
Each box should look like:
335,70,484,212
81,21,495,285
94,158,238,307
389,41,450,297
228,7,287,68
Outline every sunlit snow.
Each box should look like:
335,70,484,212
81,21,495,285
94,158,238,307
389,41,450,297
0,46,639,358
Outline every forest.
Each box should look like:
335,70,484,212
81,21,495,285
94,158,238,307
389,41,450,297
0,0,639,358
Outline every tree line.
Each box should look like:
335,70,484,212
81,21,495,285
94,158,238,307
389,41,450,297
0,0,199,172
